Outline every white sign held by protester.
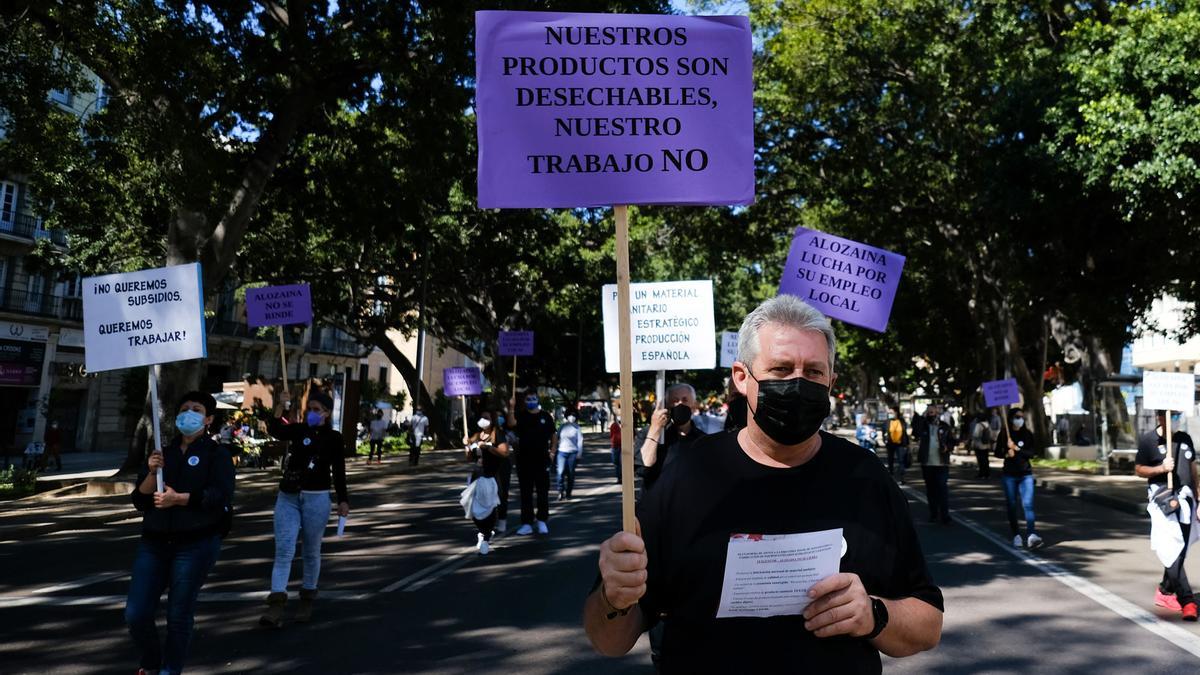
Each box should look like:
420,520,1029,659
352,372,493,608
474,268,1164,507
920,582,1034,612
719,330,739,368
82,263,207,373
1143,371,1196,412
601,280,716,373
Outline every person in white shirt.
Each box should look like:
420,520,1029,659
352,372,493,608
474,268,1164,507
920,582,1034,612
367,409,389,464
556,414,584,500
409,408,430,466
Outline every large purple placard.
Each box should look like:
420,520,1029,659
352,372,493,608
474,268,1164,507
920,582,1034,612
476,11,753,208
982,378,1022,408
246,284,313,327
444,367,483,397
499,330,535,357
778,227,906,333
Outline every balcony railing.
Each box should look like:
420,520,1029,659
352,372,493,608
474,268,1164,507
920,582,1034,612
309,332,362,356
209,318,304,345
0,289,82,321
0,212,68,246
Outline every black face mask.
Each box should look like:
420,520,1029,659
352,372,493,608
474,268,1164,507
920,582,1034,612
670,403,693,427
747,372,830,446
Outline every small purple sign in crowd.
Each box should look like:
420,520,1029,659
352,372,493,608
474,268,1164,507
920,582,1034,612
778,227,906,333
982,378,1022,408
499,330,535,357
246,284,313,328
444,367,484,397
475,11,753,208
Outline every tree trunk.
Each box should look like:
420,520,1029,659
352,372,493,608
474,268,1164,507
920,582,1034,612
370,330,452,448
1005,313,1051,452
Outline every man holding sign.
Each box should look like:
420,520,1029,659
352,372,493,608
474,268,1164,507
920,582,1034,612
585,294,942,671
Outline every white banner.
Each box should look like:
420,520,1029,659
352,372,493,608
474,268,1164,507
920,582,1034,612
82,263,207,373
719,330,739,368
602,280,715,373
0,321,49,343
1142,371,1196,412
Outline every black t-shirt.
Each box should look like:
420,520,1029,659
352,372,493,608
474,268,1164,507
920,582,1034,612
1136,430,1197,490
513,408,555,463
474,430,505,477
639,423,707,493
637,430,943,674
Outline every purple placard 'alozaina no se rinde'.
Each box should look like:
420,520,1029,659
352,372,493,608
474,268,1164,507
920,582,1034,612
476,11,753,208
444,367,484,397
499,331,535,357
245,284,313,328
778,227,906,333
982,378,1022,408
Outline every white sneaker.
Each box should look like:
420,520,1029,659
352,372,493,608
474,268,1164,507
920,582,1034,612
1027,533,1043,549
515,523,534,536
477,534,490,556
494,520,507,534
1013,535,1024,547
535,520,549,535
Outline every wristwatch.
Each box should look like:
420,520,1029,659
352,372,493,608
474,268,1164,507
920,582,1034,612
864,596,889,640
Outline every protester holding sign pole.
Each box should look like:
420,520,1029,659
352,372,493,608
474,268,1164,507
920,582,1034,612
1135,370,1199,620
461,412,508,556
584,294,942,670
992,408,1043,549
637,383,706,495
259,390,349,628
125,391,233,675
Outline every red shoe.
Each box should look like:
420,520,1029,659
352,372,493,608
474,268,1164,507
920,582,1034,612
1155,588,1182,612
1183,602,1198,621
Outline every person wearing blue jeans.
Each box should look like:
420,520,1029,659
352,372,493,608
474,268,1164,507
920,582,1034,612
556,415,583,500
261,390,349,627
125,391,234,675
995,408,1042,548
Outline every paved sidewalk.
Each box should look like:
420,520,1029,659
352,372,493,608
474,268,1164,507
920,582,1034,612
0,449,462,541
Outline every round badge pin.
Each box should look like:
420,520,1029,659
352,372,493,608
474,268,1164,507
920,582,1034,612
841,536,848,559
187,455,200,467
1188,451,1195,461
303,438,312,446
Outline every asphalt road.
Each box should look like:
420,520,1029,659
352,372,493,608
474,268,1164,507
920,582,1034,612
2,437,1200,674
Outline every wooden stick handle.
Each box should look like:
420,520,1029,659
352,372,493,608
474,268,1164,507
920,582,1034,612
278,330,289,394
461,395,469,443
1166,410,1174,491
149,367,163,492
615,205,636,533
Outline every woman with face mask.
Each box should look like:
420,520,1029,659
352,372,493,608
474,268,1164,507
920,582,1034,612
994,408,1042,548
125,391,233,675
259,390,349,628
463,412,508,555
556,413,584,500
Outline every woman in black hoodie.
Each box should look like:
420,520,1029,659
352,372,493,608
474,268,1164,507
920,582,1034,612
259,389,349,627
125,390,234,675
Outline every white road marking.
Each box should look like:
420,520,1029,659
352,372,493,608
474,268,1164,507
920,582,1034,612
904,487,1200,659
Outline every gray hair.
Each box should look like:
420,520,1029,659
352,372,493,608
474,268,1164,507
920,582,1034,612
737,294,836,372
666,383,696,401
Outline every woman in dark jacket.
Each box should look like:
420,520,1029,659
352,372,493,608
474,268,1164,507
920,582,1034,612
260,390,349,627
125,390,234,675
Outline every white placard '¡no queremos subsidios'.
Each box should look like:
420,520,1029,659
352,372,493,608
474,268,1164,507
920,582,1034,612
82,263,207,373
601,280,715,373
1142,370,1196,412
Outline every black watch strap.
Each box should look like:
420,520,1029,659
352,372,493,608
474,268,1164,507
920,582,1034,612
864,597,888,640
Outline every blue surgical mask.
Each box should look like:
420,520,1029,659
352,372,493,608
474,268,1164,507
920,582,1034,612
497,416,506,426
525,397,539,411
306,411,325,427
176,411,206,436
1013,418,1025,429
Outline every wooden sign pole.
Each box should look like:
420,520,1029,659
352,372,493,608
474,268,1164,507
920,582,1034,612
148,366,164,492
1166,410,1175,492
616,205,636,533
511,355,518,402
461,395,470,443
278,330,290,395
